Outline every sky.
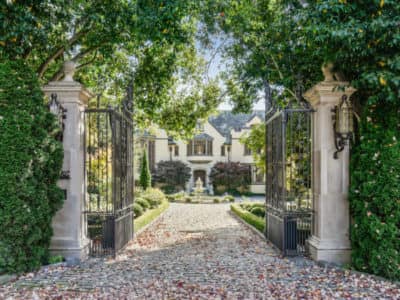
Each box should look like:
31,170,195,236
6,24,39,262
199,36,266,111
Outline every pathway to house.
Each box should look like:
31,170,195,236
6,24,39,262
1,203,399,299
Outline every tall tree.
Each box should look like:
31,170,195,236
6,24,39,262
139,150,151,190
0,0,222,137
201,0,400,280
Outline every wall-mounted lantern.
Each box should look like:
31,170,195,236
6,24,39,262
332,95,353,159
48,93,67,141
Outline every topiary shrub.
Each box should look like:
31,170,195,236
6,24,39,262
139,150,151,190
240,203,252,211
250,207,265,218
133,203,144,218
213,198,220,203
224,195,235,202
0,60,64,274
231,204,265,233
135,198,150,210
140,188,166,208
250,202,265,209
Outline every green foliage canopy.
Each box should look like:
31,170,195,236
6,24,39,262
0,0,222,138
203,0,400,279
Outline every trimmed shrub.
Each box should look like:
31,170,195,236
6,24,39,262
224,195,235,202
152,160,191,193
185,197,192,203
140,188,166,208
0,60,63,273
166,195,175,202
133,203,144,218
250,207,265,218
231,204,265,233
134,198,170,232
136,198,150,210
139,150,151,190
48,255,64,265
213,198,220,203
209,162,251,195
240,203,252,211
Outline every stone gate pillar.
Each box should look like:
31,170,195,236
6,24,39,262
304,67,356,264
42,61,93,262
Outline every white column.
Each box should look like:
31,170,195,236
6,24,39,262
42,61,94,262
304,72,356,264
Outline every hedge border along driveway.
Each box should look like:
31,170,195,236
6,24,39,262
230,203,265,233
134,199,170,234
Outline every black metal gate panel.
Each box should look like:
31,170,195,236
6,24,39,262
84,108,134,257
265,108,313,256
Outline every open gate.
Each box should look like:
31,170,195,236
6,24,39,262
265,104,313,256
84,92,134,257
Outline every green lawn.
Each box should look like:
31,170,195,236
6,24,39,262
134,199,169,233
230,203,266,233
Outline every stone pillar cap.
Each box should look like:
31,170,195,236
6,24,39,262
304,81,356,108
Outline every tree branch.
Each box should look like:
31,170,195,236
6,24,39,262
49,68,64,82
76,51,98,69
48,49,98,82
37,30,87,78
72,45,99,62
268,54,297,99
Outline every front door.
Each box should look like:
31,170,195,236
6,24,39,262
193,170,206,186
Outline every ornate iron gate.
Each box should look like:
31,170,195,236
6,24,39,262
84,92,134,257
265,88,313,256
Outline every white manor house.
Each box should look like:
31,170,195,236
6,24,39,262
140,111,266,194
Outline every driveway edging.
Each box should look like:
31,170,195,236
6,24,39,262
228,210,266,241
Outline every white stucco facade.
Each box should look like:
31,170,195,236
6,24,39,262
144,112,265,194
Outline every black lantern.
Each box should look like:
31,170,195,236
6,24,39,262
332,95,353,159
48,93,67,141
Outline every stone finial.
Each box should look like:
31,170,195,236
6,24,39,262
62,61,76,82
321,62,334,82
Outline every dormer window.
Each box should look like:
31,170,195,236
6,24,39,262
195,121,204,132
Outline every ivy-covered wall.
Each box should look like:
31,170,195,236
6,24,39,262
0,60,64,273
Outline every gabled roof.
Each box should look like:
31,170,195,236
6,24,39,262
193,132,213,140
208,110,265,138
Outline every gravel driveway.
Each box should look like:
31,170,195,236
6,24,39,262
1,203,399,299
